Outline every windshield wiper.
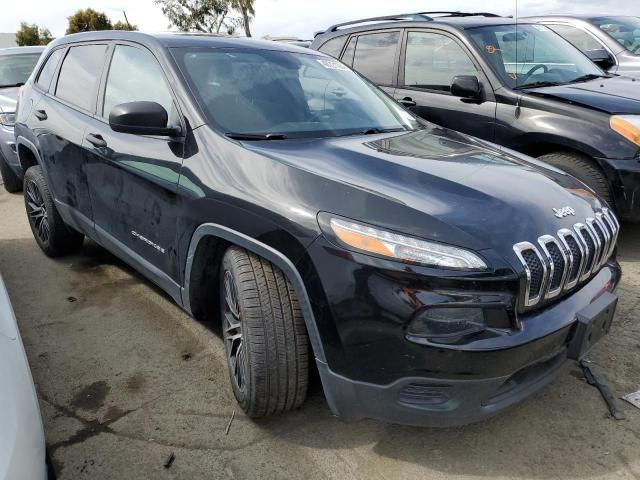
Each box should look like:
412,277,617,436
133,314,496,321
568,74,609,84
225,132,288,141
361,127,407,135
513,81,564,90
0,82,25,88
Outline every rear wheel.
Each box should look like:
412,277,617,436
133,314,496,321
23,166,84,257
538,151,613,206
220,246,309,417
0,156,22,193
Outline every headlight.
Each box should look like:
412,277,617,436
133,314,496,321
610,115,640,146
325,216,488,270
0,112,16,127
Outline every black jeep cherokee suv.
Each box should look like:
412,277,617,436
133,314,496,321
15,31,621,427
311,12,640,222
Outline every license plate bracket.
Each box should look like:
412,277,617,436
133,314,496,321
567,292,617,360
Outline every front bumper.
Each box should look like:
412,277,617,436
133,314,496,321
0,124,21,179
301,237,621,427
0,276,47,480
599,157,640,221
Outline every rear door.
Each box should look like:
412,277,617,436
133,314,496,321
394,29,497,140
83,43,184,283
344,30,401,96
29,43,108,230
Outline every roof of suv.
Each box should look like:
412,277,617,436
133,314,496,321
47,31,314,54
315,12,526,39
0,46,45,56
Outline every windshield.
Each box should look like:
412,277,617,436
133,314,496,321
468,24,604,89
172,48,419,138
591,16,640,55
0,53,41,88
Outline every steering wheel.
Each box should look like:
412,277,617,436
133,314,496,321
525,64,549,77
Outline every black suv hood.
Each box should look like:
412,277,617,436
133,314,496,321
0,86,19,114
527,76,640,114
242,127,601,256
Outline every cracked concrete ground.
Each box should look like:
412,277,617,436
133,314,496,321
1,185,640,480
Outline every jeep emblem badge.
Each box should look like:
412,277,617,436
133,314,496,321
553,206,576,218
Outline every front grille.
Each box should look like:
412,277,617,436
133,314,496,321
513,208,619,309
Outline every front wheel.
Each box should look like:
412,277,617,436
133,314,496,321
220,246,309,417
23,166,84,257
0,156,22,193
537,152,613,207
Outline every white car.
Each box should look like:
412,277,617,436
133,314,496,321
0,275,47,480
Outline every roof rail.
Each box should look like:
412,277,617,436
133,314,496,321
322,11,503,34
324,13,434,33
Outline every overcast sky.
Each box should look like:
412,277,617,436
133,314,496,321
0,0,635,39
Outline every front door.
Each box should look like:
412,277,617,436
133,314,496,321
83,43,184,283
394,30,497,140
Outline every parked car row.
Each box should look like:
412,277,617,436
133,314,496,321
0,46,44,192
311,12,640,221
8,22,623,429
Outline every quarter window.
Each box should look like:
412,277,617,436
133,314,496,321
36,49,64,91
56,44,107,112
103,45,174,118
352,31,400,85
547,24,604,52
403,32,477,92
317,36,347,58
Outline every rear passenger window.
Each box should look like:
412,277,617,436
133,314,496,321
102,45,174,118
317,36,347,58
36,49,63,92
403,32,477,92
56,45,107,112
352,31,400,85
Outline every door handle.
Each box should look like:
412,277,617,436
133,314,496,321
86,133,107,148
398,97,416,107
34,109,47,121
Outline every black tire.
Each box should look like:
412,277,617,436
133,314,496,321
538,151,613,206
0,155,22,193
220,246,309,417
23,165,84,257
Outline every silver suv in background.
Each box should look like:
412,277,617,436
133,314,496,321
0,46,44,192
526,16,640,78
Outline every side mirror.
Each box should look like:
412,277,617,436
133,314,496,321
451,75,482,100
585,48,615,70
109,101,180,136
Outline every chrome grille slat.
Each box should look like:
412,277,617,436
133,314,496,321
514,210,619,309
538,235,567,299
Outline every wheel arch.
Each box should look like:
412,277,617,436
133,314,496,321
513,133,606,161
15,136,42,173
181,223,327,363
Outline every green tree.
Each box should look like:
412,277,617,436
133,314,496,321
231,0,254,37
112,20,139,31
66,8,112,34
15,22,54,46
154,0,239,34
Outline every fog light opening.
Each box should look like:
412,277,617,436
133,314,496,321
407,307,487,340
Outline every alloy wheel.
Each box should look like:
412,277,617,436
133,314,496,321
223,269,247,395
26,181,50,244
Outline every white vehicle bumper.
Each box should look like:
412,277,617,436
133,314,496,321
0,276,47,480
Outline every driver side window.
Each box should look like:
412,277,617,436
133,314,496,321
103,45,174,119
403,32,477,93
547,25,604,53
